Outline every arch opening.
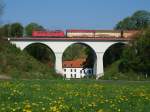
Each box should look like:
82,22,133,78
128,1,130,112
62,43,97,79
103,42,126,70
23,43,56,68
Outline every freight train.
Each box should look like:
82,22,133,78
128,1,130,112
32,29,139,38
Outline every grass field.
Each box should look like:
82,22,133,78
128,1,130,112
0,80,150,112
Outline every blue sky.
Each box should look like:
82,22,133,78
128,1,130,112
2,0,150,30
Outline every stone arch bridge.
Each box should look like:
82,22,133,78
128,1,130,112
8,37,129,78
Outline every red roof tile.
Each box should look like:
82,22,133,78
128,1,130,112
63,59,86,68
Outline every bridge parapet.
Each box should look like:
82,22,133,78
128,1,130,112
8,37,132,42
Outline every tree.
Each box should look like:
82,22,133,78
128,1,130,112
25,22,44,36
115,10,150,30
0,24,11,37
115,17,137,30
132,10,150,29
119,28,150,76
83,47,96,69
62,44,88,61
0,0,4,38
10,22,24,37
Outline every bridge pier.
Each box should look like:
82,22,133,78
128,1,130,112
55,52,63,74
95,52,104,78
54,52,105,78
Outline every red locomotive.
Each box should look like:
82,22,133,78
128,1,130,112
32,30,65,37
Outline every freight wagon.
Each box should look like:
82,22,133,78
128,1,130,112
66,30,139,38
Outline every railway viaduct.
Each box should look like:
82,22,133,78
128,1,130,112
8,37,129,78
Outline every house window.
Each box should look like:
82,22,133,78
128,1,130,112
90,70,93,74
74,74,76,78
84,70,86,74
71,74,73,78
64,74,66,78
91,70,93,74
80,70,82,74
74,69,76,72
64,69,66,72
71,69,72,72
88,70,91,74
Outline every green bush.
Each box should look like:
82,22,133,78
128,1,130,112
101,60,150,81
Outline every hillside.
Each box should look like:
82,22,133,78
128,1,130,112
0,39,61,79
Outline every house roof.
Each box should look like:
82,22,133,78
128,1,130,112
63,59,86,68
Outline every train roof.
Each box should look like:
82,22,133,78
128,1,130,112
66,29,139,33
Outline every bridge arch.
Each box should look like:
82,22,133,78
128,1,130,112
103,42,127,69
62,42,97,57
62,42,97,76
23,42,56,68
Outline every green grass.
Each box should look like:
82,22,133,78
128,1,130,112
0,80,150,112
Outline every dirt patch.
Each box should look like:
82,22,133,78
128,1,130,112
0,75,11,80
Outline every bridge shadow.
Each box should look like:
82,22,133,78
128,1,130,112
23,43,56,68
103,42,126,70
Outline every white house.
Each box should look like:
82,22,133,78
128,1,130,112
63,59,93,78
